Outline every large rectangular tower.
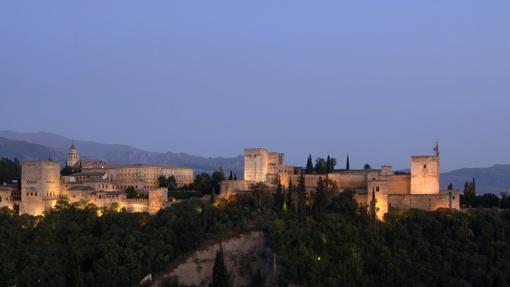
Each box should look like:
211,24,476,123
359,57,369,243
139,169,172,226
410,156,440,195
20,161,61,215
244,148,269,182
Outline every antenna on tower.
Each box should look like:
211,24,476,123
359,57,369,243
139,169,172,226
433,141,440,157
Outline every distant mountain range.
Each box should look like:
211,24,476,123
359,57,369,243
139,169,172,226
0,130,509,194
441,165,510,195
0,131,243,176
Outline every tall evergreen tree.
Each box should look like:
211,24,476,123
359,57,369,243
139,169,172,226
211,245,232,287
286,179,294,213
326,156,331,173
312,177,328,220
274,178,285,211
369,189,377,221
346,154,350,170
314,157,326,174
233,173,237,180
228,170,233,180
306,154,314,174
297,173,307,221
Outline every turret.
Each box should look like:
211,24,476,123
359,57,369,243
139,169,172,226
67,143,80,167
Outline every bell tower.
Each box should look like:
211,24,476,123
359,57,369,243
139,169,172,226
66,143,80,167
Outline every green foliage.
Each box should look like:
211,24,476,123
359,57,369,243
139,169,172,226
210,246,232,287
274,178,286,211
60,163,73,176
314,157,326,174
346,154,350,170
311,178,336,220
2,173,510,286
0,157,20,185
168,190,203,200
266,195,510,286
305,155,314,174
249,182,274,213
125,186,139,198
0,197,256,287
325,155,337,173
297,173,307,221
192,170,225,194
158,175,177,191
211,170,225,195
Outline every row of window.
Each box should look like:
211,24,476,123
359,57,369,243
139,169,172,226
25,192,37,197
98,194,119,199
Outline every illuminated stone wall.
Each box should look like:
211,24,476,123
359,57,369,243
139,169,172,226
219,180,251,199
244,148,269,182
388,191,460,211
148,188,168,214
367,179,389,220
410,156,440,195
388,174,411,194
86,165,193,190
0,188,14,209
20,161,61,216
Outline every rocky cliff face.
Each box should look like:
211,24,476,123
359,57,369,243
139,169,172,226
151,230,276,287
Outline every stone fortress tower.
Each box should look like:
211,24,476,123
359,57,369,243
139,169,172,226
244,148,285,183
67,143,80,167
20,160,61,215
410,142,440,195
244,148,270,182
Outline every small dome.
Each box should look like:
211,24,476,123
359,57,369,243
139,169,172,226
70,143,77,150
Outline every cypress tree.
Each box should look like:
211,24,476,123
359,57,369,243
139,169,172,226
297,173,307,221
326,156,331,173
228,170,233,180
312,177,327,220
275,178,284,211
369,189,377,221
286,179,294,213
346,154,350,170
234,173,237,180
211,245,232,287
306,155,314,174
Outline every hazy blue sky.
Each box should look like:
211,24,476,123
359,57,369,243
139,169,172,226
1,1,509,171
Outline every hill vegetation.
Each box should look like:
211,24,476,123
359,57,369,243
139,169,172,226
1,183,510,286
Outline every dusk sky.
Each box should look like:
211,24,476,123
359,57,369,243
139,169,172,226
1,1,509,171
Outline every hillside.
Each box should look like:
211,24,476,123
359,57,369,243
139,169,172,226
0,137,66,162
441,165,510,194
0,131,243,175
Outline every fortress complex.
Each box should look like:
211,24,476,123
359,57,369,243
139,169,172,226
222,144,460,220
6,144,194,216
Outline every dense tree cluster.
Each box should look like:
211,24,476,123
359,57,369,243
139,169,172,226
190,170,225,194
305,155,337,174
2,178,510,286
461,178,510,208
267,194,510,286
0,157,20,186
0,198,253,287
61,162,82,176
158,175,177,191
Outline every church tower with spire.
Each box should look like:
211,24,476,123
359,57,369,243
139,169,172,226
67,143,80,167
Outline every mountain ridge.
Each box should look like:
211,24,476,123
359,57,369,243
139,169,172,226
0,131,243,175
1,130,509,194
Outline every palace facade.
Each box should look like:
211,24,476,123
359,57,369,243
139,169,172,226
221,144,460,220
4,144,194,216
